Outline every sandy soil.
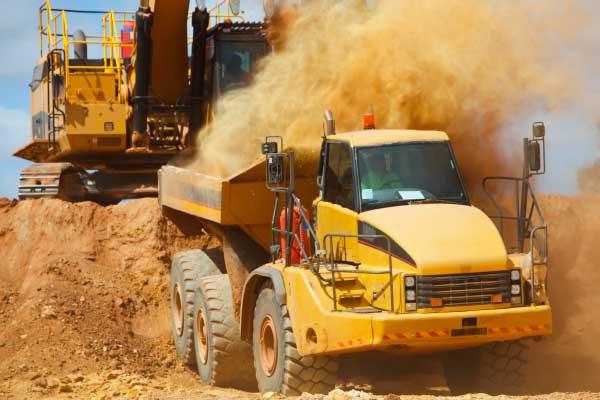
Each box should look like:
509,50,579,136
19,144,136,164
0,195,599,399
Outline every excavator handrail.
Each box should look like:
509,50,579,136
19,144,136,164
38,1,134,91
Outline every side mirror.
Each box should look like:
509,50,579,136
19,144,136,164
262,136,294,192
267,153,285,185
533,122,545,138
526,121,545,176
528,141,541,172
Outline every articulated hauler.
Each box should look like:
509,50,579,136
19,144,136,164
159,112,551,395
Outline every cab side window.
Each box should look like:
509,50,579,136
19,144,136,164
324,142,356,210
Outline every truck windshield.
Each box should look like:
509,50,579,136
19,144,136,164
357,142,468,210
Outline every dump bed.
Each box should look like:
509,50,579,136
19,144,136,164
158,158,319,251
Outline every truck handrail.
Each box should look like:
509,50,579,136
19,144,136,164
482,176,546,253
323,233,395,313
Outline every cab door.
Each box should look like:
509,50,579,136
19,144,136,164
316,141,360,263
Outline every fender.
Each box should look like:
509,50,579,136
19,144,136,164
239,266,286,342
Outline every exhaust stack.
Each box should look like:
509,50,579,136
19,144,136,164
324,110,335,136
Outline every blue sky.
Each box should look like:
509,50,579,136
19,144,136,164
0,1,599,198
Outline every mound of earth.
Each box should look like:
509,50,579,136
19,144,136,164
0,198,217,398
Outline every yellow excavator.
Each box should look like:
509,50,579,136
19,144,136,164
13,0,269,204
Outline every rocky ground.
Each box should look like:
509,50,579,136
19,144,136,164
0,196,599,399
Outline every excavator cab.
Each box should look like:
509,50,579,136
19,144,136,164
204,22,268,107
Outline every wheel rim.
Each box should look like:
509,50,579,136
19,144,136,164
173,283,184,336
196,307,209,364
259,315,278,377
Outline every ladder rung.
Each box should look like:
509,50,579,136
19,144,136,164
338,290,365,300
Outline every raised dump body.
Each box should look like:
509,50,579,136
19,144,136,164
158,158,319,250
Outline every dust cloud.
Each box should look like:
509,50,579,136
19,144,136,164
189,0,581,190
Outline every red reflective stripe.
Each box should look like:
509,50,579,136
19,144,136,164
428,331,439,337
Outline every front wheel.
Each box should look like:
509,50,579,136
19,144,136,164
443,340,529,395
252,286,338,395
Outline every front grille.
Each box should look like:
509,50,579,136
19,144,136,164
416,271,511,308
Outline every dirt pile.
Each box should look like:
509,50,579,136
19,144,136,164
0,198,216,397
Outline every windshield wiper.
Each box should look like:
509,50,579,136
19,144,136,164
408,198,460,205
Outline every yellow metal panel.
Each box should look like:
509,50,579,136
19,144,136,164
61,103,127,153
359,204,508,274
162,195,222,221
282,266,375,356
316,201,359,263
149,0,189,104
66,72,118,103
370,305,552,355
328,129,449,147
158,166,224,224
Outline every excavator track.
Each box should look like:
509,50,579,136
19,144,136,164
18,163,76,200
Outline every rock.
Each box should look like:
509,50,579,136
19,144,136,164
0,341,6,347
107,370,122,380
345,389,373,399
59,384,73,393
262,392,279,399
162,356,174,368
72,374,85,383
80,296,86,303
328,389,375,400
29,372,42,381
46,377,60,389
34,378,47,388
20,334,28,340
41,305,57,319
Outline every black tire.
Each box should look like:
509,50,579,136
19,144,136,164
170,250,222,366
252,286,338,395
443,340,529,395
192,275,255,388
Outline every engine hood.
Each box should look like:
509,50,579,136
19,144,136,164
360,204,508,274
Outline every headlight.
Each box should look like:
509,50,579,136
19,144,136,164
405,302,417,311
404,276,415,288
511,284,521,295
405,290,416,302
511,269,521,281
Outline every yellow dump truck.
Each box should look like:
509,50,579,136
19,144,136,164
159,113,551,395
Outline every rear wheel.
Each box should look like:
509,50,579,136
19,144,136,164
252,286,338,395
443,340,529,395
170,250,221,367
192,275,255,388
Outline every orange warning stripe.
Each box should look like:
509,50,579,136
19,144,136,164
336,324,550,348
488,324,550,335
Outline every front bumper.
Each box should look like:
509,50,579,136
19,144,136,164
328,305,551,355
